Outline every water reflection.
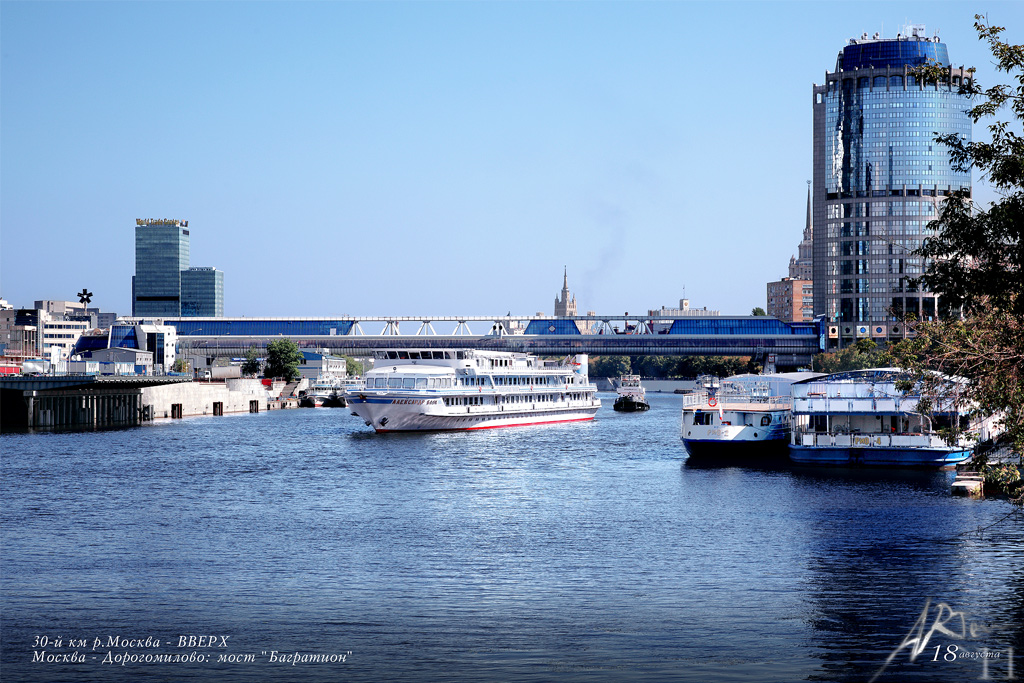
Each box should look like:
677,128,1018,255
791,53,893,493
1,400,1020,683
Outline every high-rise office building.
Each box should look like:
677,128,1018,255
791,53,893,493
132,218,224,317
133,218,190,317
181,267,224,317
812,25,972,348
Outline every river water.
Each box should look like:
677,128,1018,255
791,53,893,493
2,393,1021,682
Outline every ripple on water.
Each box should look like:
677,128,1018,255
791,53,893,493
2,397,1021,682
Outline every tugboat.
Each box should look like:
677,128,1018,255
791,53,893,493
613,375,650,412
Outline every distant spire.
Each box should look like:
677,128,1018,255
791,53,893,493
555,267,577,316
805,180,813,239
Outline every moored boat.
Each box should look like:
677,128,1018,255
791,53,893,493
788,369,975,468
613,375,649,412
346,349,600,432
681,373,817,462
301,373,363,408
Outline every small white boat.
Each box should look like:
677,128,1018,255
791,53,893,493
613,375,649,412
346,349,599,432
302,374,362,408
681,373,817,461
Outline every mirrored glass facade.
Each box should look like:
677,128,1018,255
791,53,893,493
812,33,972,348
133,220,190,317
181,267,224,317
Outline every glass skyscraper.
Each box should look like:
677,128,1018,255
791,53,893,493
181,267,224,317
132,219,224,318
812,26,972,348
133,219,190,317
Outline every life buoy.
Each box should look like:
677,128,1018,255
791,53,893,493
708,398,718,407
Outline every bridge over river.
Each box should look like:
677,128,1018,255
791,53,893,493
148,315,824,370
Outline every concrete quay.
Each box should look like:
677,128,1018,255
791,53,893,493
141,378,269,420
0,376,270,429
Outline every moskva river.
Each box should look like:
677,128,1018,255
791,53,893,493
2,393,1021,682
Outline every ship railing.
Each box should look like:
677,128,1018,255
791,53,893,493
681,392,791,410
456,396,598,414
792,431,950,449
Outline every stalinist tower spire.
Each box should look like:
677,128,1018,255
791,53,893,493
788,181,814,280
554,267,577,316
804,180,813,242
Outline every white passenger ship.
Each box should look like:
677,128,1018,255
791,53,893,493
346,349,600,432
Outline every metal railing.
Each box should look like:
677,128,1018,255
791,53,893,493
792,431,949,449
681,392,792,410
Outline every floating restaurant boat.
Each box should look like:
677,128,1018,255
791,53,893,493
346,349,600,432
681,373,816,461
613,375,649,412
788,368,974,468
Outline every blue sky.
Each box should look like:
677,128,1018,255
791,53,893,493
1,1,1020,318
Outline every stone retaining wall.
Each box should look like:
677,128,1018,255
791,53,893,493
141,379,269,419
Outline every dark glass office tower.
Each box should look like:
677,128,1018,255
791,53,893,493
181,267,224,317
811,26,972,349
132,219,190,317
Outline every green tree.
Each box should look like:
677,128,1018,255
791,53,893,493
673,355,754,379
172,358,188,373
913,17,1024,317
893,16,1023,502
813,339,890,373
241,344,262,377
589,356,631,378
263,338,304,382
630,355,676,378
751,307,767,316
345,356,365,377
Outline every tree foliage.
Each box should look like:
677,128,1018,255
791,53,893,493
263,338,304,382
812,339,891,373
751,307,767,316
897,16,1024,501
589,355,631,378
888,299,1024,448
588,355,758,379
345,356,365,377
672,355,758,378
241,344,262,377
913,16,1024,316
630,355,676,378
